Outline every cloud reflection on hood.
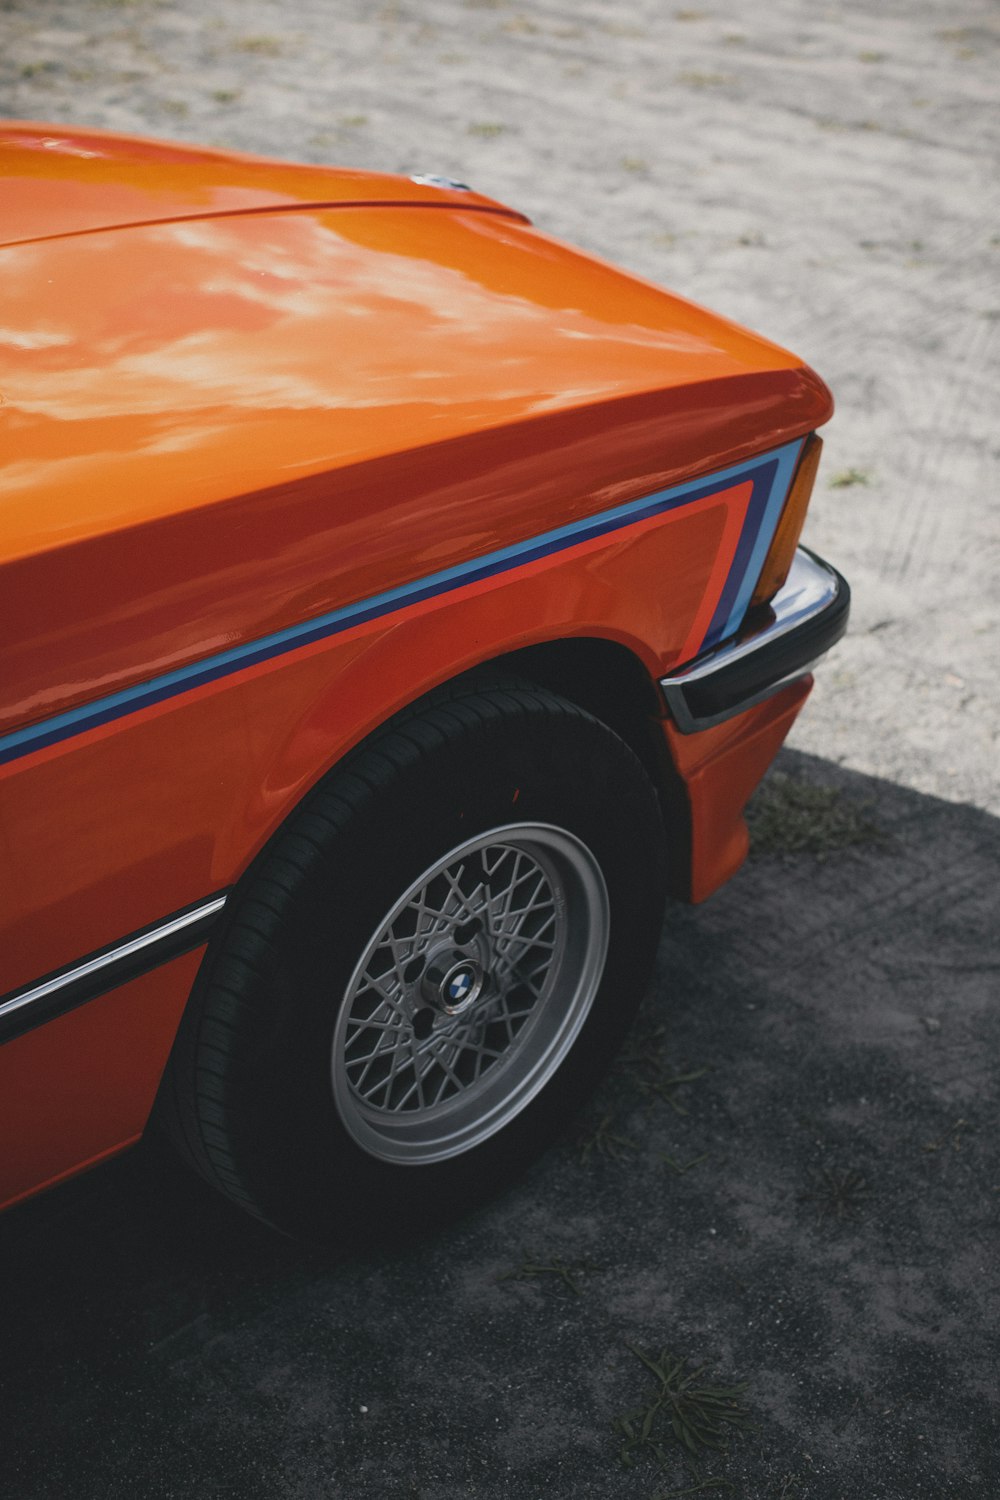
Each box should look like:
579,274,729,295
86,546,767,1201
2,204,788,556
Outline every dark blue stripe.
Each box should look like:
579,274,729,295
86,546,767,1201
1,449,791,768
701,458,779,651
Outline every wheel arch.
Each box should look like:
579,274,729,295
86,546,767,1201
488,638,690,897
229,633,692,915
157,670,672,1235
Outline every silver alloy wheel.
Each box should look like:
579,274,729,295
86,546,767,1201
330,823,610,1165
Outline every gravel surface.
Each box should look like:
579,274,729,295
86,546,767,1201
1,3,997,1497
3,0,997,811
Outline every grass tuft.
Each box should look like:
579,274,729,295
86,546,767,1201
829,466,871,487
498,1254,603,1296
234,35,283,56
639,1068,709,1113
801,1167,869,1223
659,1151,709,1176
576,1111,636,1163
747,772,885,860
613,1345,753,1484
922,1118,969,1154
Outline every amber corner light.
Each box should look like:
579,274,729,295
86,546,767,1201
750,434,824,608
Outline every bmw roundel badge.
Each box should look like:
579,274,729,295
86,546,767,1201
448,969,473,1003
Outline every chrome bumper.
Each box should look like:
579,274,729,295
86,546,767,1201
660,547,850,733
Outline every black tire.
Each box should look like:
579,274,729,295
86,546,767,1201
158,678,667,1241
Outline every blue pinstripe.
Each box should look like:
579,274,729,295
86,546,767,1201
1,439,803,767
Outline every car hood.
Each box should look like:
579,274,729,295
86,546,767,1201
0,121,516,247
0,130,832,737
1,199,829,563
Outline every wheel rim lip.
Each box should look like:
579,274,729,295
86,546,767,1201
330,822,610,1166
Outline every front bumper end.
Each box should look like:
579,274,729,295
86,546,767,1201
660,547,850,734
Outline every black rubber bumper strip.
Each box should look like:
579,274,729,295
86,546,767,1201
0,893,228,1047
660,548,850,733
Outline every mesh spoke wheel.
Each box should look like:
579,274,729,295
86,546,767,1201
331,823,609,1163
158,678,666,1239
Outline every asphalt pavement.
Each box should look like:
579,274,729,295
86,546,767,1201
1,751,997,1498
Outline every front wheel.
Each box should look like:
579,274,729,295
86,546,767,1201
159,679,667,1240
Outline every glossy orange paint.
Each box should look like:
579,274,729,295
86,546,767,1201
663,678,813,902
2,475,751,994
1,119,515,246
0,190,830,735
0,948,203,1209
0,126,834,1211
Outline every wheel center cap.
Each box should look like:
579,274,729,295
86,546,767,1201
423,951,486,1016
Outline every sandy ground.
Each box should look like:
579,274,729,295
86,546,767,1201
2,0,997,812
1,3,998,1498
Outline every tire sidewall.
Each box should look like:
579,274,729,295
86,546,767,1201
191,689,666,1238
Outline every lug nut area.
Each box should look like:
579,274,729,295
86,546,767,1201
402,955,425,985
411,1006,435,1040
421,946,486,1016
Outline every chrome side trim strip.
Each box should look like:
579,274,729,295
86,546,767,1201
0,893,227,1045
660,548,850,733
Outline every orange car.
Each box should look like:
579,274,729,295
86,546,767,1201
0,123,848,1238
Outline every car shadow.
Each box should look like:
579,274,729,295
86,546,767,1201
1,748,996,1500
